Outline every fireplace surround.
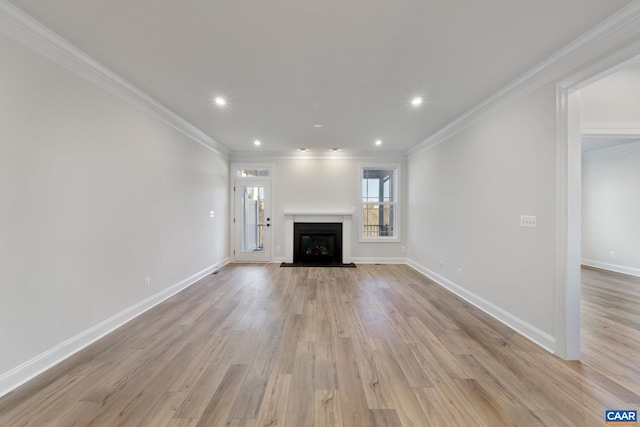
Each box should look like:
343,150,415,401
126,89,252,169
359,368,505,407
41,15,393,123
283,212,352,264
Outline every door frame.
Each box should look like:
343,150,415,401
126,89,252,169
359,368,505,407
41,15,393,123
230,163,275,263
555,46,640,359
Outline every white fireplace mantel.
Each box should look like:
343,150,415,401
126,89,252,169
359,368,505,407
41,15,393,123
284,211,353,264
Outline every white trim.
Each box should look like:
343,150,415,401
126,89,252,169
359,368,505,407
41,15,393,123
359,163,401,242
555,86,570,360
230,163,275,263
230,151,407,162
352,257,407,264
555,89,583,360
231,162,274,180
582,140,640,160
233,180,273,263
553,11,640,360
284,211,353,216
0,259,230,399
0,0,228,157
582,124,640,138
407,1,640,157
407,259,556,353
582,259,640,278
284,212,353,264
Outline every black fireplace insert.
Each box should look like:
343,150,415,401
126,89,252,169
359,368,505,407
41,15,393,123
293,222,342,264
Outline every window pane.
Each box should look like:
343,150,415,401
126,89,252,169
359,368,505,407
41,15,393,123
362,204,395,237
242,186,265,251
362,178,380,202
362,168,394,202
237,168,269,177
361,166,397,239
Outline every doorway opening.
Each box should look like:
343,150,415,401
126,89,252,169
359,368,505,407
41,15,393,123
559,52,640,359
232,164,274,263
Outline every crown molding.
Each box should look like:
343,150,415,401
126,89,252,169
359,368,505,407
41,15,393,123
230,150,407,162
581,123,640,138
407,0,640,157
582,139,640,160
0,0,229,157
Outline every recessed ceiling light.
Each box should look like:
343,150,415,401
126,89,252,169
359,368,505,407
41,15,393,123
314,124,323,128
254,140,261,146
375,139,382,146
214,96,226,106
411,96,423,107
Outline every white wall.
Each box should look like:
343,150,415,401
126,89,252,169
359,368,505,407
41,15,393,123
580,64,640,276
407,83,558,349
0,31,229,393
231,155,408,262
582,147,640,275
581,64,640,127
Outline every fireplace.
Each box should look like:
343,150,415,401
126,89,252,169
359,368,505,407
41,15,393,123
294,223,342,264
283,211,352,264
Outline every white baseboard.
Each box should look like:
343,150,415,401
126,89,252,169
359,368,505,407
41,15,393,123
582,259,640,277
0,259,229,399
351,257,408,264
406,259,556,353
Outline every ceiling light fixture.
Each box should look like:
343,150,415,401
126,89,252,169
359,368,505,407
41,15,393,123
299,148,307,152
331,148,339,152
254,140,261,146
214,96,226,106
314,124,323,128
375,139,382,146
411,96,423,107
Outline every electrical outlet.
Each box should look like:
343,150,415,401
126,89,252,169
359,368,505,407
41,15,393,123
520,215,537,228
610,251,616,259
401,246,406,253
439,260,444,269
457,268,462,277
144,277,151,288
210,210,215,218
276,245,281,252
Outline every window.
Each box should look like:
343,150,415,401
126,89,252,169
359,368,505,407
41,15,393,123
236,168,269,178
360,165,399,240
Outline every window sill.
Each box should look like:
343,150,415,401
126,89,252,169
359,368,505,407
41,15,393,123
359,237,400,243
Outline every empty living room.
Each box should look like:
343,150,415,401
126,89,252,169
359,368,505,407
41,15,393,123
2,0,640,425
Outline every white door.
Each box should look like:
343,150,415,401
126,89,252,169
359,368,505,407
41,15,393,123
234,181,271,262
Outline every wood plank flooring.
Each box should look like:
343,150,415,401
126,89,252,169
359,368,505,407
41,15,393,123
0,264,639,426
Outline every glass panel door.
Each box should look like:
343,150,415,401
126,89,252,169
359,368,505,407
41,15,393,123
234,181,271,262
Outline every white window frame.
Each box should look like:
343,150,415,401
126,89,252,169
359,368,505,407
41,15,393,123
359,163,400,242
233,164,273,180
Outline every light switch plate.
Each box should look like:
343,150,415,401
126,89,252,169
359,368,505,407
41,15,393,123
520,215,537,228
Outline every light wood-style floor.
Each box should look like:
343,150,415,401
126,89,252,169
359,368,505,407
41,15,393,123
1,264,639,426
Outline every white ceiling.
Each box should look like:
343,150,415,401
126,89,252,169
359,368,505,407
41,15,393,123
8,0,632,154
